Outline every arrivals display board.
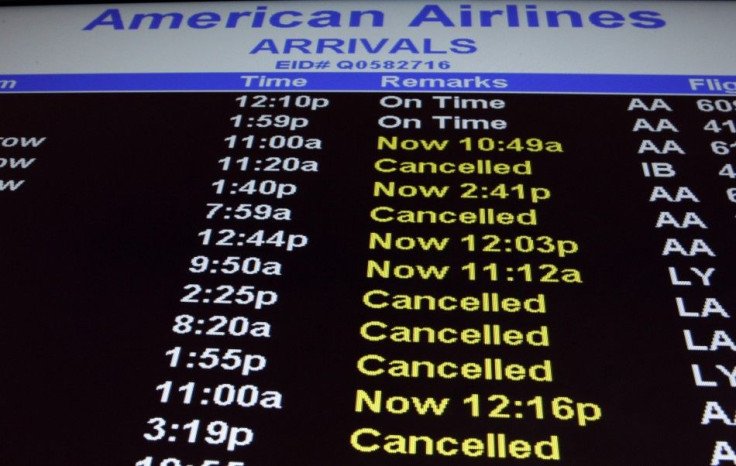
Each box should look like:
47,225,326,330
1,1,736,464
